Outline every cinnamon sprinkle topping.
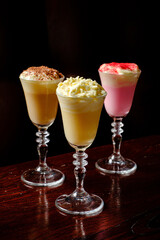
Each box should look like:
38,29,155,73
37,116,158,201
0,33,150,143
20,66,64,81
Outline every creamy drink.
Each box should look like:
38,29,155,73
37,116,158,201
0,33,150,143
20,66,64,127
95,62,141,175
56,76,106,148
99,62,141,117
55,76,106,216
19,66,65,187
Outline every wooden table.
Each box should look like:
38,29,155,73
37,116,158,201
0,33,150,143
0,135,160,239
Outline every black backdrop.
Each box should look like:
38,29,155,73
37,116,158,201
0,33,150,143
0,0,158,166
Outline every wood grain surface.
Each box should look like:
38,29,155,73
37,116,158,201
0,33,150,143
0,135,160,239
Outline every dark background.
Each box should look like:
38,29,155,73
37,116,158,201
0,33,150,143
0,0,158,166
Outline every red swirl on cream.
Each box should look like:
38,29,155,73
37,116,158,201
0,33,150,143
99,62,140,74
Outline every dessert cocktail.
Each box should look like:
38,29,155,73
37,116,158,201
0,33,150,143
95,62,141,175
20,66,65,186
55,76,106,215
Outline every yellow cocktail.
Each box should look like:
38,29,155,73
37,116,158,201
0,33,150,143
56,76,106,149
20,66,64,127
20,66,65,187
55,76,106,216
57,95,104,148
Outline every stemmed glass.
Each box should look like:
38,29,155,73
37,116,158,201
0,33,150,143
20,69,65,186
95,68,141,175
55,88,106,215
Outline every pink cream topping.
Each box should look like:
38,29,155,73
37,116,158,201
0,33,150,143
99,62,139,74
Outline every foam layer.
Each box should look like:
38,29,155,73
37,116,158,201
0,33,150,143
20,66,64,81
99,62,140,75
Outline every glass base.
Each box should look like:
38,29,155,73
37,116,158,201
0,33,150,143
55,193,104,216
21,168,65,187
95,157,137,176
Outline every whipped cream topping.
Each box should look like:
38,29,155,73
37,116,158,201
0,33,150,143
57,76,106,98
99,62,140,75
20,66,64,81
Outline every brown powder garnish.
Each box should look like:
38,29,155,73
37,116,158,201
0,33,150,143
21,66,64,81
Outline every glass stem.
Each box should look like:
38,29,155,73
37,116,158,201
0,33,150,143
110,117,124,163
72,150,88,198
36,127,50,172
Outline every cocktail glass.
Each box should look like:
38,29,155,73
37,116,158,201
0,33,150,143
55,91,106,215
95,69,141,175
20,75,65,186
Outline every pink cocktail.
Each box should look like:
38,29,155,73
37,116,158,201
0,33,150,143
103,85,137,117
95,62,141,175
